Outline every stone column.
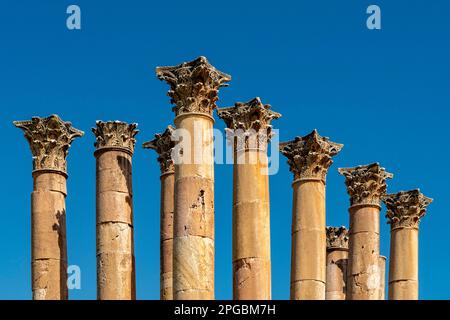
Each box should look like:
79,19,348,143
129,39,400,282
383,189,432,300
93,121,138,300
143,126,176,300
379,255,386,300
217,97,281,300
156,56,231,300
280,130,343,300
14,115,84,300
326,226,349,300
339,163,393,300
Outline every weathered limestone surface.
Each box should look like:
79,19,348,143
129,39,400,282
14,115,83,300
383,189,432,300
93,121,138,300
326,226,349,300
143,126,176,300
218,97,281,300
281,130,343,300
157,56,230,300
339,163,393,300
379,255,386,300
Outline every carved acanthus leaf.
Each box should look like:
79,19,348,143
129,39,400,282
14,114,84,173
326,226,349,249
383,189,432,229
280,130,343,182
217,97,281,151
92,121,138,154
156,56,231,117
143,125,175,174
339,163,393,207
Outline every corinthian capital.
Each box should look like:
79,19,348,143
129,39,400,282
383,189,432,229
156,56,231,117
92,121,138,155
339,163,393,208
217,97,281,151
280,130,343,182
14,115,84,174
143,125,175,174
326,226,349,250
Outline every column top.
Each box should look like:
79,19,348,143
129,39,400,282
156,56,231,117
92,121,138,155
383,189,433,229
280,130,343,183
339,162,393,208
14,114,84,174
217,97,281,151
143,125,175,174
326,226,349,250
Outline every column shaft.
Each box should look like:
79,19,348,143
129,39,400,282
160,171,174,300
233,150,271,299
379,256,386,300
347,205,380,300
325,249,348,300
291,180,326,299
32,171,68,300
96,149,136,300
388,228,418,300
173,114,215,300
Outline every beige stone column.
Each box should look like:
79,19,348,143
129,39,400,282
14,115,84,300
280,130,343,300
379,255,386,300
326,226,349,300
156,56,231,300
217,97,281,300
339,163,393,300
143,126,176,300
383,189,432,300
93,121,138,300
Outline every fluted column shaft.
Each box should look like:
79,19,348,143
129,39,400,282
232,149,271,299
94,121,138,300
15,115,83,300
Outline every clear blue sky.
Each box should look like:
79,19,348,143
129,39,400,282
0,0,448,300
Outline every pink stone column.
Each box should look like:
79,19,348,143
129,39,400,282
280,130,343,300
157,56,231,300
14,115,84,300
143,126,176,300
339,163,393,300
218,98,281,300
93,121,138,300
383,189,432,300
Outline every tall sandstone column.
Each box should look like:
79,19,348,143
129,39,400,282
339,163,393,300
14,115,84,300
143,126,176,300
326,226,349,300
217,97,281,300
383,189,432,300
156,56,231,300
379,255,386,300
280,130,343,300
93,121,138,300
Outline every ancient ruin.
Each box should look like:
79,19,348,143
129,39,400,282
13,56,432,301
217,97,281,300
14,115,84,300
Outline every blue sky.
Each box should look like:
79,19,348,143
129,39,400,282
0,0,449,299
